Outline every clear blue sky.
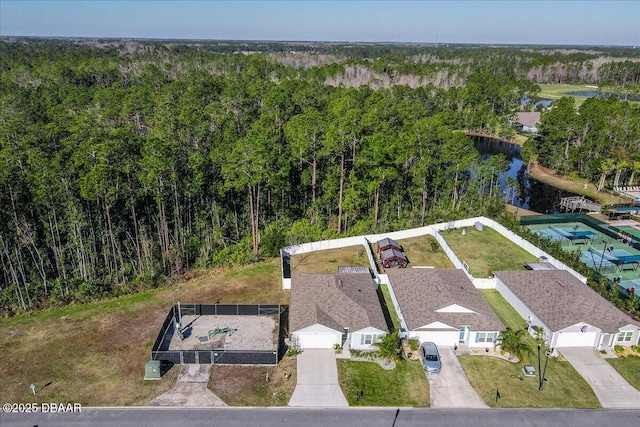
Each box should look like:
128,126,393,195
1,0,638,46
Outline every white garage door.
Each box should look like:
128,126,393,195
412,331,459,347
555,331,598,347
295,332,340,349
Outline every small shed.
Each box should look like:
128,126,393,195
376,238,402,254
380,248,409,269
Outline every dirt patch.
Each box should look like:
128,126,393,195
209,356,297,406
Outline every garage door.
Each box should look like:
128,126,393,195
295,332,340,349
555,331,598,347
412,331,459,347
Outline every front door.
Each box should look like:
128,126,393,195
459,326,468,343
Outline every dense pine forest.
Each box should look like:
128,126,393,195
1,39,639,314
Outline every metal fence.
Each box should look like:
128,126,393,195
151,303,287,365
519,213,640,251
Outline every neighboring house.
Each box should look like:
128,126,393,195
289,273,388,350
387,269,505,348
516,112,541,133
376,237,402,254
380,248,409,269
494,270,640,349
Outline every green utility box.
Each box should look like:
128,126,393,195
144,360,162,380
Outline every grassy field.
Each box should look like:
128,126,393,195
607,355,640,391
442,227,538,277
290,246,370,273
209,356,297,406
528,163,626,206
397,235,455,268
460,290,600,408
538,84,597,106
337,359,429,407
0,259,288,406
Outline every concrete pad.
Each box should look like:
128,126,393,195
176,363,212,383
559,348,640,409
428,347,488,408
288,349,348,407
146,382,227,407
146,364,227,407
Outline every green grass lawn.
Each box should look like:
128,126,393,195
607,356,640,391
528,163,625,206
337,359,429,407
442,227,538,277
379,284,400,331
397,235,455,269
459,355,599,408
460,290,600,408
538,84,596,106
290,246,370,273
479,290,528,331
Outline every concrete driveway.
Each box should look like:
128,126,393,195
427,347,488,408
288,349,348,407
146,364,227,407
559,348,640,408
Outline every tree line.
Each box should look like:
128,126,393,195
0,39,638,314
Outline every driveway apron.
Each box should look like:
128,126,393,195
146,364,227,407
288,349,348,407
428,347,488,408
559,348,640,408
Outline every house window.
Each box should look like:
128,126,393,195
475,332,496,343
617,331,633,342
361,334,382,345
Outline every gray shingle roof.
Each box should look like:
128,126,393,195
380,248,408,262
494,270,640,333
377,238,401,252
517,112,541,128
290,273,388,333
387,269,504,332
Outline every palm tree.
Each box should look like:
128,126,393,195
373,331,400,362
597,158,615,191
628,160,640,187
495,328,531,361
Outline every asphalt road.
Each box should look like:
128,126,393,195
2,407,640,427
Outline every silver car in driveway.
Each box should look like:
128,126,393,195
420,342,441,373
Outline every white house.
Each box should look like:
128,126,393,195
289,273,387,350
386,269,504,348
494,270,640,349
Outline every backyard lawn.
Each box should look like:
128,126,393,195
337,359,429,407
397,235,455,269
442,227,538,277
459,290,600,408
290,246,370,274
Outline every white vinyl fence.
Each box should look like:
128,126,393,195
280,216,587,290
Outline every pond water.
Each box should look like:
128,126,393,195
472,136,578,213
563,91,600,97
563,91,640,101
520,96,553,108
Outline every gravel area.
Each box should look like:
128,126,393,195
169,315,278,351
